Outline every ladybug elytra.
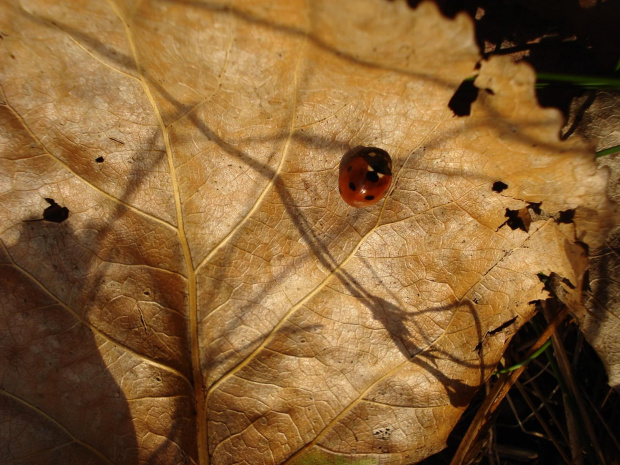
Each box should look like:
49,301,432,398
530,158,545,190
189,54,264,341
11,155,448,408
338,147,392,207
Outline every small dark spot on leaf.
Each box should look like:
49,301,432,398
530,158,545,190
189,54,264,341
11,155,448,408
448,79,478,116
42,198,69,223
492,181,508,192
95,156,104,163
485,88,494,95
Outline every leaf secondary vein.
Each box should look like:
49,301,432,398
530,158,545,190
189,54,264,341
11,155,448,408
0,85,177,232
0,388,116,465
0,256,191,386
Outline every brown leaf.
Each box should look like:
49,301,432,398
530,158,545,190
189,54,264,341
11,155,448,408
566,90,620,388
0,1,612,464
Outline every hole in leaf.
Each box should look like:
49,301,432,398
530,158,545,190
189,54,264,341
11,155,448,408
488,317,518,335
557,209,575,224
448,79,478,116
504,208,526,232
528,202,542,215
405,0,465,18
539,272,576,299
42,198,69,223
576,240,589,255
562,277,576,289
492,181,508,192
582,269,591,292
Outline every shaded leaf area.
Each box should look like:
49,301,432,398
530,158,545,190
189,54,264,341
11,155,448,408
0,1,612,464
569,91,620,389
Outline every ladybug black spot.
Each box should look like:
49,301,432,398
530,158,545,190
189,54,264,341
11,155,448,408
365,195,375,201
349,182,356,191
366,171,379,183
347,165,352,172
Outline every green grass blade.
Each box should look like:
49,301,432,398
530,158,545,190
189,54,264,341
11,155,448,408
596,145,620,158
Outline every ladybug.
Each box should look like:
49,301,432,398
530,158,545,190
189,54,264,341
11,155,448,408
338,146,393,207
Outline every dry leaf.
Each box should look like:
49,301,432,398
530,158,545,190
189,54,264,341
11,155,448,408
0,1,613,464
566,91,620,388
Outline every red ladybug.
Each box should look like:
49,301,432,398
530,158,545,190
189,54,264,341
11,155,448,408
338,147,393,207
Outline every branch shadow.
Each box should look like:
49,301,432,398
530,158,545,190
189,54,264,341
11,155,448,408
8,2,594,463
2,28,195,465
334,263,487,408
1,218,142,463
